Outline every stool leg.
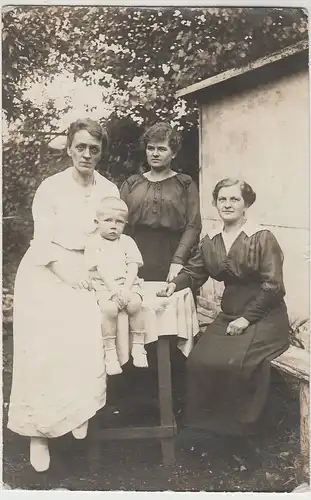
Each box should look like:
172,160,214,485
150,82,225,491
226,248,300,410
157,337,176,465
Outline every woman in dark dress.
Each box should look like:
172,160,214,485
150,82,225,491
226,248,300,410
118,122,201,409
159,178,290,435
120,122,201,282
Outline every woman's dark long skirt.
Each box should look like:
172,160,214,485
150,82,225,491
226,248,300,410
185,284,290,435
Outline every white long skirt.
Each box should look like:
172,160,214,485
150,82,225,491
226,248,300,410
7,247,106,438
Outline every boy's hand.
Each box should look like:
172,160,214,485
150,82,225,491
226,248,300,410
111,294,125,311
110,287,131,310
109,285,123,310
118,287,132,307
111,293,125,310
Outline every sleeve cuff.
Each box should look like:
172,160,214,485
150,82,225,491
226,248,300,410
242,312,257,324
171,256,184,265
172,272,192,291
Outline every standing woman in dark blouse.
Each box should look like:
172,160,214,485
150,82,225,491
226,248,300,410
120,122,201,282
159,178,290,435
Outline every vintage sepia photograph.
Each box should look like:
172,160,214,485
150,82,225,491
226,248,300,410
2,3,310,493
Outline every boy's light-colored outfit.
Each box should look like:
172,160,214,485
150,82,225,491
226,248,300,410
85,232,144,302
85,231,147,375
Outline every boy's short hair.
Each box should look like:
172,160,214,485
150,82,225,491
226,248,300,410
96,197,128,217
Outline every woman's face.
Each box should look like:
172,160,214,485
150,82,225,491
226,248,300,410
67,129,102,175
216,184,247,224
146,140,176,171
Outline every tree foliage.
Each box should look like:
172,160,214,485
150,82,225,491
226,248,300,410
3,6,308,126
2,6,308,289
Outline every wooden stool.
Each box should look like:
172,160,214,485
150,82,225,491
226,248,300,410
87,335,177,469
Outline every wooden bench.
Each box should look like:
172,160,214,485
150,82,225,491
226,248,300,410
271,345,309,467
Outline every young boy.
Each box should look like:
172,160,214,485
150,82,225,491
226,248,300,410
85,196,148,375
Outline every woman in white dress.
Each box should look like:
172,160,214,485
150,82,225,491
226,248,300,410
7,119,119,472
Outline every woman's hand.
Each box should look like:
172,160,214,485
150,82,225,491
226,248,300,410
76,279,92,290
49,261,91,290
226,317,250,336
166,263,183,282
156,282,176,298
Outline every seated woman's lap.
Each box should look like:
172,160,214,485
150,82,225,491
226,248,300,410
8,248,106,437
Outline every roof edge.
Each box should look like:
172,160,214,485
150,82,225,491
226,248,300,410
176,39,308,99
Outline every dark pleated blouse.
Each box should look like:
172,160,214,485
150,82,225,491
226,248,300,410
120,173,202,265
173,227,286,324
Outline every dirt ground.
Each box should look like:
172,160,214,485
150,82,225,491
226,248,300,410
2,333,308,492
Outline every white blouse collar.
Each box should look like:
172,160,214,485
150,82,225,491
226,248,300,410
66,166,98,185
208,219,265,239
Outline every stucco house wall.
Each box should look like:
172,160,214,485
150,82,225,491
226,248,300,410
199,67,309,320
179,48,310,323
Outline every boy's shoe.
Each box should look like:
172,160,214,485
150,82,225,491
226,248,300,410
132,343,148,368
105,348,123,375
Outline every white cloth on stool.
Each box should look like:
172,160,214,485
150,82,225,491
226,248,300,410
116,282,199,366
